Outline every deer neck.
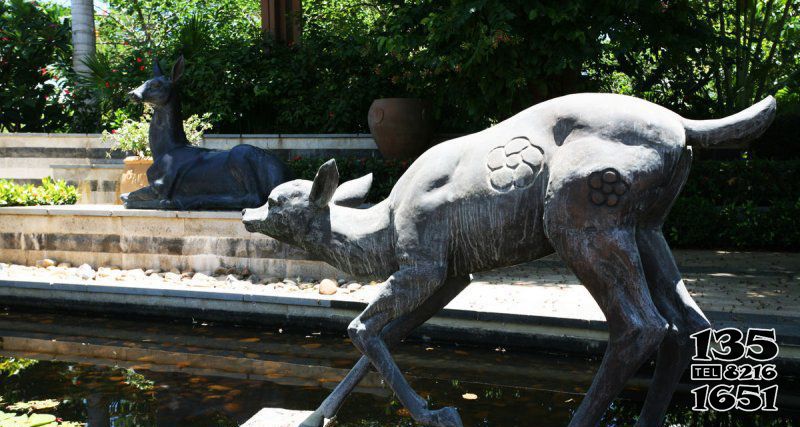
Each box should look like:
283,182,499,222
149,93,188,159
307,200,396,277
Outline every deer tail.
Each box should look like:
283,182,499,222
681,96,777,148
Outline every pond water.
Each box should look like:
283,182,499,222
0,307,797,426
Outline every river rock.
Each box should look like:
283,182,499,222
346,282,362,291
76,264,96,280
319,279,338,295
36,259,56,268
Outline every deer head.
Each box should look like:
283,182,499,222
242,159,373,246
128,56,185,106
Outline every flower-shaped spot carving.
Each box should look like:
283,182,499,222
487,136,544,192
588,168,628,207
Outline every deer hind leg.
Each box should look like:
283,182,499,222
547,226,667,427
635,229,710,426
633,146,710,426
544,139,673,426
347,265,464,427
301,275,471,427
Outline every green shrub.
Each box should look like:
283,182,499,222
0,0,73,132
0,178,79,207
101,108,213,158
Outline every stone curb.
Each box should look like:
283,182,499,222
2,277,799,366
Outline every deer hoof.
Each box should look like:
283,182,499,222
429,406,463,427
299,409,325,427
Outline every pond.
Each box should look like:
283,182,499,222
0,307,797,426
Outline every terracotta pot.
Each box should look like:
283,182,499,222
118,156,153,201
368,98,434,159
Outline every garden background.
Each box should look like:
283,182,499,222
1,0,799,249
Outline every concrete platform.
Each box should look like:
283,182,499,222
0,204,342,279
243,409,332,427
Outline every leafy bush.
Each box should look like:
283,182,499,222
101,108,213,158
0,0,72,132
0,178,79,207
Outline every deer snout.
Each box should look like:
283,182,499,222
127,88,144,102
242,207,265,232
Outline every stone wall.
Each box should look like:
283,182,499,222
0,133,379,204
0,205,343,279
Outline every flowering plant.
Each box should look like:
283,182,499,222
102,108,213,158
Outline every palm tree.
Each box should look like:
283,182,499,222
70,0,95,77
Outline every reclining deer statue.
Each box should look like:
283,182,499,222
243,93,776,427
124,56,291,210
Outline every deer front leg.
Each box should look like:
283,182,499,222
346,265,464,427
301,275,471,427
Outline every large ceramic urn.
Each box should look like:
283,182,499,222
368,98,434,159
118,156,153,200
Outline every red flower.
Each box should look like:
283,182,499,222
40,67,47,76
112,69,118,73
1,37,9,41
63,89,70,95
136,57,142,63
292,155,302,161
104,82,110,88
111,129,117,134
139,65,145,71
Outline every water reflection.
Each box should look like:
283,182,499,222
0,308,797,426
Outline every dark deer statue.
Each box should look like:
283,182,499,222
243,93,776,427
124,56,290,210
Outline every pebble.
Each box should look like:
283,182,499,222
214,267,230,276
283,279,297,287
144,268,161,275
225,274,239,285
337,278,346,285
246,274,260,283
127,269,147,279
319,279,338,295
77,264,96,280
299,282,314,290
169,268,180,274
346,282,362,291
164,272,182,282
57,262,72,269
36,259,56,268
192,273,213,282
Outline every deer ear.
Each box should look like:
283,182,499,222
153,58,163,76
332,173,372,207
310,159,339,208
171,55,185,82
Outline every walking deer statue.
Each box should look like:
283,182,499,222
243,93,776,427
124,56,291,210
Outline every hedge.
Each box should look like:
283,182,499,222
287,157,799,251
0,178,79,207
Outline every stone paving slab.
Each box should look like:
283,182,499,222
243,409,332,427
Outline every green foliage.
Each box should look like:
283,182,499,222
101,107,212,158
0,359,37,378
0,178,78,207
665,159,800,250
0,0,73,132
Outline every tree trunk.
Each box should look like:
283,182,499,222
71,0,95,77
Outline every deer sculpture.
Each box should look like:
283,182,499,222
243,93,776,427
124,56,291,210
